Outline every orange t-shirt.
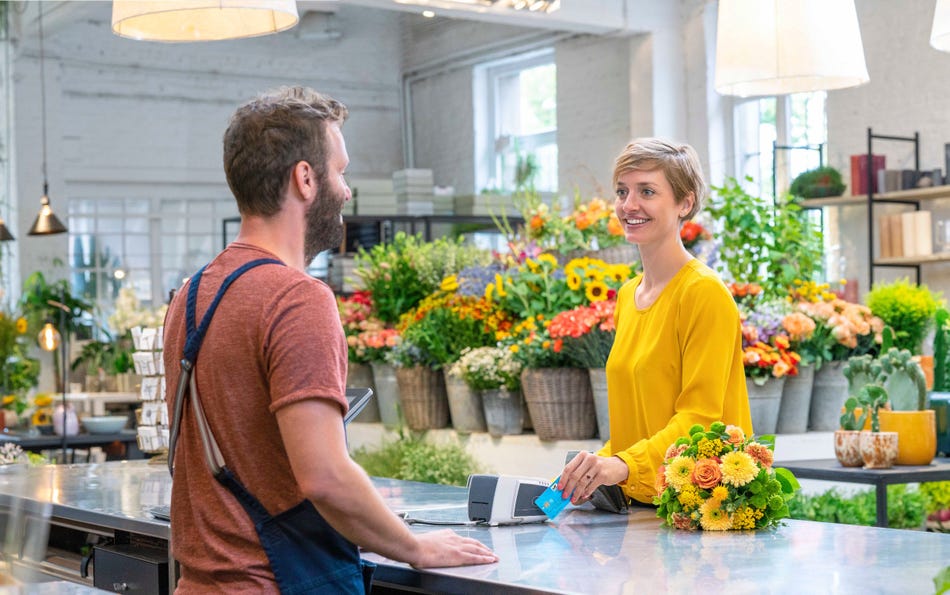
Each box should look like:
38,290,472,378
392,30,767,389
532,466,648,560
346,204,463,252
163,243,349,593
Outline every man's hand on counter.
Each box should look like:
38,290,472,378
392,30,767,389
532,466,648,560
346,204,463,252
407,529,498,568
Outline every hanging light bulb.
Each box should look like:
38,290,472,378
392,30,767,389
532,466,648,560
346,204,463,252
29,8,67,236
38,322,61,352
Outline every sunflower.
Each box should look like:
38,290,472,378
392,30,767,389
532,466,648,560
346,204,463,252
585,280,610,302
15,318,27,334
32,408,53,426
566,272,582,291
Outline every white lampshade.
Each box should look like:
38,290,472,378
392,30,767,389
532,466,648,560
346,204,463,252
932,0,950,51
715,0,869,97
112,0,299,42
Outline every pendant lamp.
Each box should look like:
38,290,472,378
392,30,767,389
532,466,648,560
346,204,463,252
111,0,299,42
0,219,14,242
931,0,950,51
28,7,67,237
715,0,870,97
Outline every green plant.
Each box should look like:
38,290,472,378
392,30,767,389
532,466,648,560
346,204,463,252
788,485,926,529
878,347,927,411
767,194,824,294
839,396,869,431
350,428,483,486
397,293,498,369
354,233,434,325
920,481,950,513
858,384,889,432
934,308,950,391
788,166,846,198
18,271,95,338
865,278,941,354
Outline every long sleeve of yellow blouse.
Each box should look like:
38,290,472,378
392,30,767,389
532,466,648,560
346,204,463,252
598,259,752,504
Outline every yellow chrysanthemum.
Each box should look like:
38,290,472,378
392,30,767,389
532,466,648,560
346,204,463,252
485,283,495,302
15,318,27,334
526,258,540,274
731,505,763,530
677,485,703,511
440,275,459,292
665,456,695,491
699,499,732,531
720,451,759,487
566,272,582,291
710,485,730,503
585,280,609,302
509,344,520,354
494,274,508,297
696,437,725,459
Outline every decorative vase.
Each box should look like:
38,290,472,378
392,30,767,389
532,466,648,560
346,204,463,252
520,368,596,441
745,376,785,435
444,370,486,433
878,409,937,465
395,366,449,431
810,361,850,431
369,361,402,429
480,388,523,437
777,363,814,434
52,403,79,436
860,431,899,469
834,430,864,467
346,362,380,423
588,367,610,441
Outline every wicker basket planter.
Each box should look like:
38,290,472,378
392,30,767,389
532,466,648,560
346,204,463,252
520,368,596,440
395,366,450,430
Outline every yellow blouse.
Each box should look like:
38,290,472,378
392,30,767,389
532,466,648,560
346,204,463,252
597,259,752,504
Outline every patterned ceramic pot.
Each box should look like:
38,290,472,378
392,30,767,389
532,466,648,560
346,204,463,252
834,430,863,467
860,431,899,469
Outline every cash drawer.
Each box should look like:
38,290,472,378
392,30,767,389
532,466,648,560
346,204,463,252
93,544,168,594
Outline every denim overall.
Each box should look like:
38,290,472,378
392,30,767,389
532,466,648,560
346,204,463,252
168,258,375,594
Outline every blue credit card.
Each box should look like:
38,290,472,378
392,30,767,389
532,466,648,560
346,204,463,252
534,476,571,521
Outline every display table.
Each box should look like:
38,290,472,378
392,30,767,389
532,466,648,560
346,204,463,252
0,431,141,463
0,462,946,593
777,457,950,527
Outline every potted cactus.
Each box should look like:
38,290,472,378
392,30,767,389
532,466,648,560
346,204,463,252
835,396,869,467
845,347,935,465
856,384,899,469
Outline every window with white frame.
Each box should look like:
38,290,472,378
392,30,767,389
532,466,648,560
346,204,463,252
68,197,239,320
733,91,827,199
475,49,557,194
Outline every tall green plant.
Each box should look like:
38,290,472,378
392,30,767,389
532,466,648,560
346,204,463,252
706,178,824,299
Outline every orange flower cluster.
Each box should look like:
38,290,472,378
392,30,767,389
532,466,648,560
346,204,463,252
570,197,623,236
797,299,884,350
546,300,617,368
679,220,711,250
742,335,800,380
728,282,763,299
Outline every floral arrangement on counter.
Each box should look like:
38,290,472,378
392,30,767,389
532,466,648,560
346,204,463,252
654,421,799,531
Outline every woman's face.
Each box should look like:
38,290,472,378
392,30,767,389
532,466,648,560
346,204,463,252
614,168,692,248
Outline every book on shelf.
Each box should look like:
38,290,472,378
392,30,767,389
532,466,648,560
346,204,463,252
850,154,886,195
915,210,933,256
878,214,892,258
889,213,904,258
901,211,918,257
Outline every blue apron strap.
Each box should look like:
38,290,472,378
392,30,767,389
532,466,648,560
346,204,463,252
168,257,283,478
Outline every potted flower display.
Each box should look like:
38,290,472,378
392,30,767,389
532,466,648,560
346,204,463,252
547,299,617,440
654,421,800,530
453,346,523,437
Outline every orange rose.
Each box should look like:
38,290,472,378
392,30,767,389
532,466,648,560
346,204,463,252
691,458,723,489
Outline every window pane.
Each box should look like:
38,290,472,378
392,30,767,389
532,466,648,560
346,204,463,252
520,63,556,135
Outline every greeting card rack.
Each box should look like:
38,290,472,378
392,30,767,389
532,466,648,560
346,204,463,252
131,326,168,459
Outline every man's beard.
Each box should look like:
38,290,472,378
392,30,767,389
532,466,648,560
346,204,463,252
304,178,345,264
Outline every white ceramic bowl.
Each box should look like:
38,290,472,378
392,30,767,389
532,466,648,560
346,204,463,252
82,416,128,434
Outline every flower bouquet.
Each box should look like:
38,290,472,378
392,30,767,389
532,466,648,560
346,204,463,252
547,300,616,369
654,421,800,531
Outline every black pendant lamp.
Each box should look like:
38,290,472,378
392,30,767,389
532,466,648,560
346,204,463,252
28,7,67,237
0,218,14,242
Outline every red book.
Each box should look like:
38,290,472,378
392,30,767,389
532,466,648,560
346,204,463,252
850,154,886,195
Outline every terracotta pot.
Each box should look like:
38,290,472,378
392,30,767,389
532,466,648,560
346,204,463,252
878,409,936,465
859,431,899,469
834,430,864,467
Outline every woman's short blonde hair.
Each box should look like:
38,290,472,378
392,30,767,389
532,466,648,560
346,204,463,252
612,138,707,221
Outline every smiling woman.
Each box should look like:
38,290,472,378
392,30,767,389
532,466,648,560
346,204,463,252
554,138,752,509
